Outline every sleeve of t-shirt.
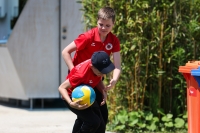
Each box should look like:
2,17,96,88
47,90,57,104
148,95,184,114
67,69,84,88
112,36,121,52
74,34,90,51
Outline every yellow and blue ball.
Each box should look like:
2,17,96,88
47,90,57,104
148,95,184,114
72,85,96,107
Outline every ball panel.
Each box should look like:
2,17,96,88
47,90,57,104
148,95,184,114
72,86,84,99
81,86,91,105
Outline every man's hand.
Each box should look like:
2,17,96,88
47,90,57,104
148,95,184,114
105,79,117,91
100,90,107,106
69,100,88,110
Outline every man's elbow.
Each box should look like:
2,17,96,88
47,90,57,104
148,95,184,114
62,49,65,56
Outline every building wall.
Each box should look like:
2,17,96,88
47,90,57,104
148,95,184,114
0,0,84,100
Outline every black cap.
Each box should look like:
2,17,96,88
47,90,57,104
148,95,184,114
91,51,115,74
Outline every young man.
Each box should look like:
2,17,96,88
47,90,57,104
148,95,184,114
62,6,121,131
58,51,115,133
62,6,121,91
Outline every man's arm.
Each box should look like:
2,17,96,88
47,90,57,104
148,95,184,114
62,41,77,71
96,80,107,106
58,79,88,110
58,79,73,104
106,51,121,90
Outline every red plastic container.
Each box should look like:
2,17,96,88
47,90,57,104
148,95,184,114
179,61,200,133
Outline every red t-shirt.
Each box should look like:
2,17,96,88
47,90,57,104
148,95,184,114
66,59,101,97
73,27,120,66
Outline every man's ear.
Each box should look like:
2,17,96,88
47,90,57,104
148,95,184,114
90,65,95,72
90,64,94,69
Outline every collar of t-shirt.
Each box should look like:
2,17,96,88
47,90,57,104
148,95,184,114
93,27,111,43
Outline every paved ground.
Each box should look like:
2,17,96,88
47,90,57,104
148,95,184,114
0,104,76,133
0,103,114,133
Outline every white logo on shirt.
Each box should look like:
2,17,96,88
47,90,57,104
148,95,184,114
91,43,95,46
89,80,93,84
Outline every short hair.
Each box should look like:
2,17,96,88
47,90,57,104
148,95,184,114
97,7,115,23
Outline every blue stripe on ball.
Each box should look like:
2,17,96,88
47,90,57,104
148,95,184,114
72,85,84,98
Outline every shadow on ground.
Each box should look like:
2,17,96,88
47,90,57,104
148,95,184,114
0,98,67,110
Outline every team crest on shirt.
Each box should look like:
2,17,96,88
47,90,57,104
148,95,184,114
105,43,113,50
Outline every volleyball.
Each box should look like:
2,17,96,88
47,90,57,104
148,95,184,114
72,85,96,107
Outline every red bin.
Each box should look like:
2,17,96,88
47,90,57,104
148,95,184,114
179,61,200,133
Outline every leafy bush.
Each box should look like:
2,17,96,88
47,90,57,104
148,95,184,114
107,109,187,133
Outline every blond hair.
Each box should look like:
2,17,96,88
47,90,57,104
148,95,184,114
97,7,115,23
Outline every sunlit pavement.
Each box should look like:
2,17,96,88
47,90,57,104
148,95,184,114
0,104,115,133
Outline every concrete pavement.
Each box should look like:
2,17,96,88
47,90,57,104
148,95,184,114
0,103,114,133
0,104,76,133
